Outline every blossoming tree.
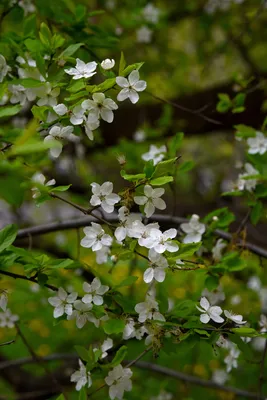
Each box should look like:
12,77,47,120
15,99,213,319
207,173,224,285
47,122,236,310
0,0,267,399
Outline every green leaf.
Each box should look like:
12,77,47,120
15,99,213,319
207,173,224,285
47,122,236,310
103,319,125,334
171,300,196,318
144,160,155,179
250,201,263,225
48,259,75,269
178,160,195,173
119,52,126,75
55,395,65,400
177,242,202,258
58,43,84,59
74,345,89,362
0,105,22,118
168,132,184,158
39,22,52,48
12,78,44,88
79,387,87,400
152,158,177,178
234,124,255,139
216,93,232,113
67,79,85,93
9,140,60,156
50,185,72,192
114,276,138,288
231,328,257,336
120,170,145,182
205,275,219,291
92,78,116,93
0,225,18,253
110,346,127,367
150,176,173,186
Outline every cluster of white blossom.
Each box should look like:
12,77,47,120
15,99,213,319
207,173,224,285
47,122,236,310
136,3,160,43
180,214,206,243
204,0,244,14
0,309,19,328
196,296,246,325
48,278,109,328
247,131,267,155
233,163,259,192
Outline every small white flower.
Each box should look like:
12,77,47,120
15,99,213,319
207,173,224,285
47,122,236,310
142,3,160,24
0,309,19,328
135,296,165,323
247,131,267,155
95,245,110,264
90,181,121,213
69,300,99,328
82,278,109,305
144,249,168,283
136,26,153,43
236,163,259,192
133,129,146,142
180,214,205,243
18,0,36,15
247,275,261,291
212,239,227,261
0,292,8,312
70,359,92,391
259,314,267,333
224,310,246,324
141,227,178,254
93,338,113,359
81,223,113,252
9,84,27,106
224,345,240,373
127,220,159,243
0,55,11,83
48,287,78,318
142,145,167,165
70,105,86,125
82,93,118,123
196,297,224,324
134,185,166,218
44,125,75,158
31,172,56,198
116,69,146,104
105,364,133,400
36,83,60,107
122,318,147,341
65,58,97,80
212,369,228,385
202,286,225,305
101,58,115,70
53,103,68,116
114,207,141,242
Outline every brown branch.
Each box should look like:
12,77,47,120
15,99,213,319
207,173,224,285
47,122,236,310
0,269,57,291
16,214,267,259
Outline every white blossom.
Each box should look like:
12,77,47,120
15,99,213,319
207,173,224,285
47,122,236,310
105,364,133,400
259,314,267,333
247,275,261,291
82,278,109,305
0,309,19,328
133,129,146,142
18,0,36,15
81,223,113,252
114,207,141,242
144,249,168,283
142,3,160,24
95,245,110,264
135,296,165,323
127,220,159,244
69,300,99,328
90,181,121,213
0,292,8,312
142,145,167,165
180,214,205,243
70,105,86,125
236,163,259,192
0,55,11,83
212,239,227,261
196,297,224,324
212,369,228,385
31,172,56,198
116,69,146,104
44,125,76,158
85,119,100,140
70,359,92,391
82,93,118,123
140,227,178,254
224,345,240,373
9,84,27,106
202,286,225,305
123,318,147,340
53,103,68,116
36,83,60,107
224,310,246,324
247,131,267,155
65,58,97,80
136,26,153,43
134,185,166,218
48,287,78,318
93,338,113,359
101,58,115,70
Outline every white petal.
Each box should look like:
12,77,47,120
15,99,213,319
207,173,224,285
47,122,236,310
117,88,130,102
116,76,129,88
144,201,155,218
128,70,140,85
144,268,154,283
200,297,210,311
133,80,147,92
128,89,139,104
200,313,210,324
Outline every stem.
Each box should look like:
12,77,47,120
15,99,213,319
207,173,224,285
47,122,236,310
0,269,57,291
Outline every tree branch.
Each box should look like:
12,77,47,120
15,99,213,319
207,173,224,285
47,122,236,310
16,214,267,259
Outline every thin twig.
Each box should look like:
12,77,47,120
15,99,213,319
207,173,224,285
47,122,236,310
0,269,57,291
15,323,68,400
